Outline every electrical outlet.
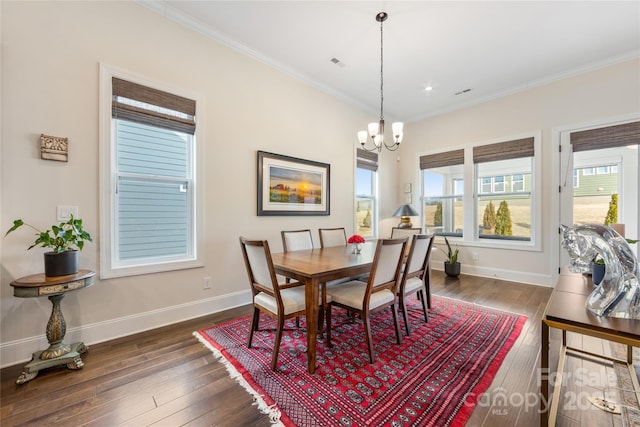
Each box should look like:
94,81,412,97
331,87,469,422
203,276,212,289
57,205,79,221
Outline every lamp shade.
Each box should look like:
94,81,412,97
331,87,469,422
393,204,419,217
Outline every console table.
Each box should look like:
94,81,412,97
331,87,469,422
540,270,640,426
10,269,95,384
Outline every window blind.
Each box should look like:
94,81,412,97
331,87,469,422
357,149,378,171
112,77,196,135
473,137,534,164
570,121,640,152
419,149,464,170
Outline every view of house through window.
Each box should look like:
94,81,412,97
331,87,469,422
572,152,625,227
420,136,538,246
559,120,639,267
476,158,532,241
100,68,202,278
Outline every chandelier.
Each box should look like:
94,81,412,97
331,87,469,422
357,12,404,152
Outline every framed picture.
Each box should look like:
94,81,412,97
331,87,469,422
257,151,330,216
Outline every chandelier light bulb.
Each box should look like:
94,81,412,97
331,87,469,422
357,130,368,144
392,122,404,144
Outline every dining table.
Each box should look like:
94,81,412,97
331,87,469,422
270,241,376,374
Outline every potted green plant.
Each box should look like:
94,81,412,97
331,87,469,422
444,236,460,277
591,237,637,286
5,215,92,276
591,256,605,285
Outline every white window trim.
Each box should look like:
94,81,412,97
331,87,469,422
98,63,205,279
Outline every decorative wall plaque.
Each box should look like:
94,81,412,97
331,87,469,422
40,134,68,162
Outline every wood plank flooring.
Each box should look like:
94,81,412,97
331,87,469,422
1,272,636,426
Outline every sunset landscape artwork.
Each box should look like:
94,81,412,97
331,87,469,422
269,166,322,205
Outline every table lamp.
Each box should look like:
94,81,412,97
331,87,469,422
393,204,419,228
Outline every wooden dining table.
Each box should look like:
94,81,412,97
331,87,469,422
270,242,376,374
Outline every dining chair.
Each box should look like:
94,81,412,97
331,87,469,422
318,227,348,248
281,229,314,252
326,238,407,363
240,236,323,370
396,234,434,336
281,229,316,328
390,227,422,239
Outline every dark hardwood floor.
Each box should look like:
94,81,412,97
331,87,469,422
1,272,636,426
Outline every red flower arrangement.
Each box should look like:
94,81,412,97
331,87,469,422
347,234,365,244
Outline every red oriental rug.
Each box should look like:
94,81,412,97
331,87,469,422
194,296,526,427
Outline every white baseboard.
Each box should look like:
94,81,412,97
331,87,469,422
0,289,252,369
433,263,554,287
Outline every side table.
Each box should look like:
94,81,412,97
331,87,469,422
10,269,95,384
540,271,640,426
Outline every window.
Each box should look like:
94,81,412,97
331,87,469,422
420,134,540,248
573,169,579,188
99,66,203,278
420,149,464,236
475,137,534,242
493,176,505,192
480,177,492,193
564,121,639,248
512,174,524,192
583,167,595,176
356,149,378,238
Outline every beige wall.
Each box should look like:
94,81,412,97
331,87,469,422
2,1,639,367
399,59,640,284
0,1,398,366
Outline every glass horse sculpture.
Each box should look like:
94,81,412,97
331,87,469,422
560,224,640,319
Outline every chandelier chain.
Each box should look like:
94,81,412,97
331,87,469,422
379,16,384,121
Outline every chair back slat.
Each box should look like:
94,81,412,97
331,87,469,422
369,238,406,291
399,234,434,290
406,234,433,276
281,229,313,252
239,237,278,294
390,227,422,239
319,228,347,248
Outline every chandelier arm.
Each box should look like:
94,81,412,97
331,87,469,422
359,143,382,153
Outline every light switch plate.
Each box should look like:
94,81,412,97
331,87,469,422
57,205,79,221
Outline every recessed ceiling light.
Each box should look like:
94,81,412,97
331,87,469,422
424,86,433,92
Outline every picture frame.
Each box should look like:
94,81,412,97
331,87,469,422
257,151,330,216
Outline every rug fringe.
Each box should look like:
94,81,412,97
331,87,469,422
193,331,284,426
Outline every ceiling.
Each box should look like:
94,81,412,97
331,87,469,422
140,1,640,123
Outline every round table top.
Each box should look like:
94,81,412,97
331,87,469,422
10,269,95,288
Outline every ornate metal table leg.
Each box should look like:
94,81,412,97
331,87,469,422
40,294,71,360
15,294,89,384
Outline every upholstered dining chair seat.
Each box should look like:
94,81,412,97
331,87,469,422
255,286,331,316
326,280,395,311
403,277,423,293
